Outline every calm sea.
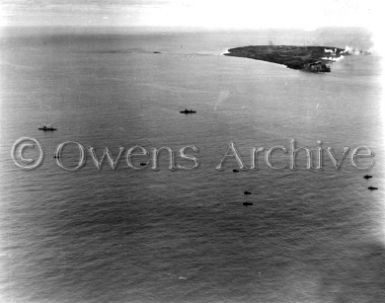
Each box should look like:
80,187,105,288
1,28,384,302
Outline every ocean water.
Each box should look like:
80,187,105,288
0,28,385,302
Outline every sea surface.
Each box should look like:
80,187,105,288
1,28,385,302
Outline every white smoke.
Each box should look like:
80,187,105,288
321,55,344,62
324,48,336,54
341,46,369,55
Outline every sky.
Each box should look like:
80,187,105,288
0,0,383,30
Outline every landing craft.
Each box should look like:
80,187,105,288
180,109,196,114
38,125,57,131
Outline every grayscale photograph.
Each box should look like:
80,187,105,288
0,1,384,302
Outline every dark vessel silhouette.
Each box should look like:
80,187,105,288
244,191,252,195
364,175,373,180
243,202,253,206
232,169,239,173
368,186,378,191
180,109,197,114
303,61,331,73
38,125,57,131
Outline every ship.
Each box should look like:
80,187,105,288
180,109,197,114
38,125,57,131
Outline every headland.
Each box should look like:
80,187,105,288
224,45,346,72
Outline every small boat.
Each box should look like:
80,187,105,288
232,169,239,173
243,202,253,206
364,175,373,180
180,109,197,114
38,125,57,131
140,162,147,166
53,155,60,159
153,51,161,54
244,191,252,195
368,186,378,191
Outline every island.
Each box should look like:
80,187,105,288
224,45,346,72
